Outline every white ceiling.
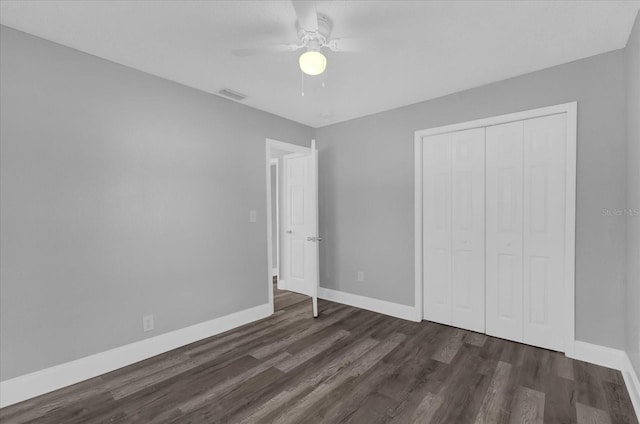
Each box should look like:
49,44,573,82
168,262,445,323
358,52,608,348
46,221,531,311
1,1,638,128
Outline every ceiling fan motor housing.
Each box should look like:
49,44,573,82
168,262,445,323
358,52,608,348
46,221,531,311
297,13,332,48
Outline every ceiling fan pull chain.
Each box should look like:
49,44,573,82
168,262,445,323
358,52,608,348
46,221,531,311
301,70,305,97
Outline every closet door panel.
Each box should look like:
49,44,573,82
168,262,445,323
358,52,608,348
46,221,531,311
486,121,524,342
422,132,453,325
451,128,485,333
523,113,566,351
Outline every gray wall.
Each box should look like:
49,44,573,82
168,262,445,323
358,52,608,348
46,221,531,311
626,11,640,377
316,50,628,349
0,26,313,381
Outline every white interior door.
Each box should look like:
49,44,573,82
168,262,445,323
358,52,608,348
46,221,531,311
451,128,485,332
423,128,485,331
486,121,524,342
422,132,453,325
283,148,319,316
522,114,566,351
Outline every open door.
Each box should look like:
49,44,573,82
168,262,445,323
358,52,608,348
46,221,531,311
282,140,319,317
267,138,319,318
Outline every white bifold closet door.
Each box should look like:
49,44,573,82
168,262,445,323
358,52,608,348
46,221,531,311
485,114,566,351
423,128,485,333
486,121,524,342
523,114,566,351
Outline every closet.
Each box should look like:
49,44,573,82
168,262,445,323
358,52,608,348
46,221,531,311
419,105,575,353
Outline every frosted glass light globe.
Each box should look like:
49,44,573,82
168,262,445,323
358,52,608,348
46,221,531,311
299,51,327,76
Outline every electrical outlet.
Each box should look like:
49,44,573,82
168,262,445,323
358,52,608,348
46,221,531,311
357,271,365,282
143,315,154,332
249,210,257,223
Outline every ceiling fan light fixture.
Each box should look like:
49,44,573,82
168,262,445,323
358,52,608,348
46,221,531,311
299,50,327,75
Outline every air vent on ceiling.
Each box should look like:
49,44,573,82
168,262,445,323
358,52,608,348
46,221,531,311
218,88,247,101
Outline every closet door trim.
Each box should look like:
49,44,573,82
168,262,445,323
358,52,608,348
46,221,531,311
414,102,577,355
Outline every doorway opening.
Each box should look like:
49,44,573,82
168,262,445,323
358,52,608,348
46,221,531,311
265,138,319,317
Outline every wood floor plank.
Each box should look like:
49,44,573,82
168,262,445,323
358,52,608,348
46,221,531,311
341,392,399,424
424,343,488,423
601,380,640,424
552,353,575,381
1,286,637,424
406,391,445,423
0,376,109,423
176,352,289,414
266,333,406,424
173,366,287,424
275,329,350,372
465,331,488,347
477,337,507,376
375,323,447,402
576,402,613,424
541,372,578,424
84,354,264,423
382,360,448,423
295,358,398,424
574,360,610,411
303,326,447,424
250,307,355,359
229,337,382,424
431,327,465,364
474,361,514,424
500,340,529,367
508,386,545,424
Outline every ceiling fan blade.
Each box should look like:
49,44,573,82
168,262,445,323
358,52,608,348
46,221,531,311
292,1,318,32
327,38,376,53
232,44,302,57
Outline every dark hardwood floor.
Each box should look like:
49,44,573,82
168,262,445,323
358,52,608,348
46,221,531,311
1,283,637,424
273,279,310,311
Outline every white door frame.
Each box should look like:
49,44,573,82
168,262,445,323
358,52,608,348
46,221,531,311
265,138,313,313
270,158,280,279
414,101,577,356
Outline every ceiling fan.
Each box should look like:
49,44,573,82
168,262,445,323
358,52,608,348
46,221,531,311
232,1,368,76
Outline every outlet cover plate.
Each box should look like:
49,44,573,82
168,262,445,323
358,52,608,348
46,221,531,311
143,315,154,332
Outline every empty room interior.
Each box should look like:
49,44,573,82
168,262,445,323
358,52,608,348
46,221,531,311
1,1,640,423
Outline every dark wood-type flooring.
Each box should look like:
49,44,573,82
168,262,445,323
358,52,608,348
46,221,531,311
1,283,637,423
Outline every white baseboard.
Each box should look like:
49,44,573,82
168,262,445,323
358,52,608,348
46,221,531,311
569,341,640,420
318,287,419,322
570,340,627,370
0,303,272,408
622,353,640,421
